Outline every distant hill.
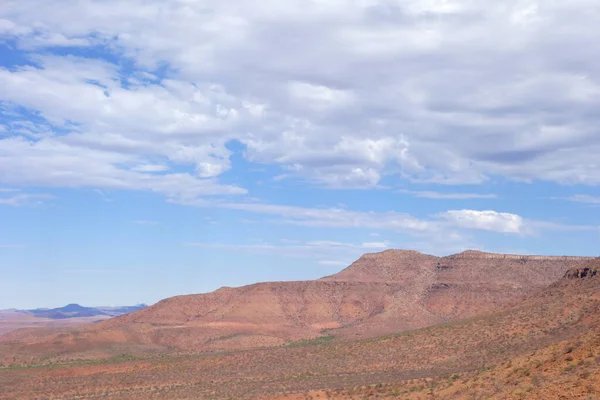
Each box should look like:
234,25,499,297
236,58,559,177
6,249,594,357
23,303,147,320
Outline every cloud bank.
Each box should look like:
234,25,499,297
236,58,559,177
0,0,599,198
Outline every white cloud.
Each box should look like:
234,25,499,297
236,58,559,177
1,0,600,196
437,210,525,234
221,202,434,231
0,55,254,199
243,134,424,188
212,201,597,238
0,18,30,36
0,137,246,201
288,81,355,109
131,164,170,173
20,33,91,48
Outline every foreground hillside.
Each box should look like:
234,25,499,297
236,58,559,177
1,250,592,361
277,330,600,399
0,260,598,399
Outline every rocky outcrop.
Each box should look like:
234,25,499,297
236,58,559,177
564,267,598,279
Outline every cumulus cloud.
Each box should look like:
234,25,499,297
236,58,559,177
436,210,525,234
0,54,255,199
0,136,246,201
0,0,599,194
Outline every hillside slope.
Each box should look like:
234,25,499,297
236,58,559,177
1,260,599,399
1,250,594,360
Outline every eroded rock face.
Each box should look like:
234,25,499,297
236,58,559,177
564,267,599,279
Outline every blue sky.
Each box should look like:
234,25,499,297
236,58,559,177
1,0,600,309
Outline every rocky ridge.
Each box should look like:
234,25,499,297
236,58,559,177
2,250,595,359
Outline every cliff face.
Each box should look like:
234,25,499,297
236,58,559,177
447,250,592,261
564,267,599,279
434,251,595,289
322,249,595,287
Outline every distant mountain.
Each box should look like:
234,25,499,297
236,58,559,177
24,303,147,320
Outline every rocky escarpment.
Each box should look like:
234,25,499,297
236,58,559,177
434,250,595,288
10,249,596,355
318,249,596,340
447,250,593,262
323,249,595,287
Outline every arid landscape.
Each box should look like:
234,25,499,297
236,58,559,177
0,304,147,336
3,1,600,398
1,250,599,399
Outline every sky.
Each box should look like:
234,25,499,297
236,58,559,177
1,0,600,309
